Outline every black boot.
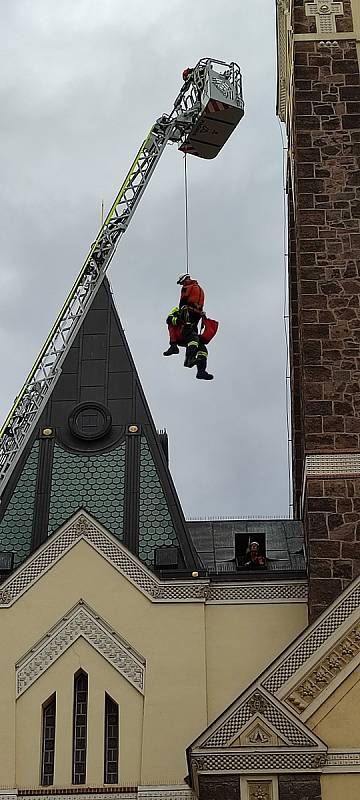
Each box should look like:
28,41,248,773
163,344,179,356
196,356,213,380
197,369,214,380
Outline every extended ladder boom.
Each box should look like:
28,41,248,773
0,59,244,493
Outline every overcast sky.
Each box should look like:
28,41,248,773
0,0,290,519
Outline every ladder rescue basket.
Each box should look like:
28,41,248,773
179,60,244,160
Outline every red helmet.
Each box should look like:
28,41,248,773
182,67,192,81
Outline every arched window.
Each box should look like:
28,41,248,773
104,694,119,784
72,670,88,784
41,694,56,786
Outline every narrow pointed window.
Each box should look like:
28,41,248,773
72,670,88,784
104,694,119,784
41,694,56,786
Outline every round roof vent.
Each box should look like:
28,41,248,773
68,403,112,441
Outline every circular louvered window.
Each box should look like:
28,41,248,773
68,403,112,440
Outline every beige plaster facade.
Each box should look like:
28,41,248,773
0,514,308,790
321,774,360,800
204,604,307,723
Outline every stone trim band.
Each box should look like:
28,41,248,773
0,789,195,800
190,749,360,775
0,512,307,607
305,452,360,477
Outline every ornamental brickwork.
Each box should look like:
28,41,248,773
288,0,360,619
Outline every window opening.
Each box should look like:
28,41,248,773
72,670,88,784
104,693,119,784
41,694,56,786
235,531,267,570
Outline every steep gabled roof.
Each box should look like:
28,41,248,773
0,279,199,573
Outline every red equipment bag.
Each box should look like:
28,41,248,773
200,317,219,345
167,323,184,344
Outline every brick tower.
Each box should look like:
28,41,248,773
277,0,360,619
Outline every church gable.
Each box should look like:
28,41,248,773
192,688,324,751
188,688,326,795
16,599,145,696
0,511,187,607
15,636,144,788
188,576,360,791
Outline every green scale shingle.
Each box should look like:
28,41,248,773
139,437,177,565
48,443,126,539
0,441,39,565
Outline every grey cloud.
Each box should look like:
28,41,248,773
0,0,290,518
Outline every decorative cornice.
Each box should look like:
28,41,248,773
15,600,145,696
0,512,307,607
190,749,360,775
305,452,360,478
294,31,355,39
197,689,323,750
285,620,360,714
10,789,195,800
138,788,195,800
325,750,360,771
15,789,139,800
190,751,327,773
276,0,293,122
263,578,360,695
207,582,307,603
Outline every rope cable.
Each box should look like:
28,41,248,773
184,153,190,275
278,117,293,520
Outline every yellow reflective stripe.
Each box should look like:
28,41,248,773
197,351,208,357
188,341,198,348
103,129,153,226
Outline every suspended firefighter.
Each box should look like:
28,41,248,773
163,274,218,381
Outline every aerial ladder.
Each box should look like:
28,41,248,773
0,58,244,494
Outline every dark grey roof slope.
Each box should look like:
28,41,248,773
188,519,305,576
0,278,199,573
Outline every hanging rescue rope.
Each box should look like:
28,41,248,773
184,153,190,275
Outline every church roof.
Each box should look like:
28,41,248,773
0,278,199,574
188,519,305,576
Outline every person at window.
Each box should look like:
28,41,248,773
244,541,266,569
